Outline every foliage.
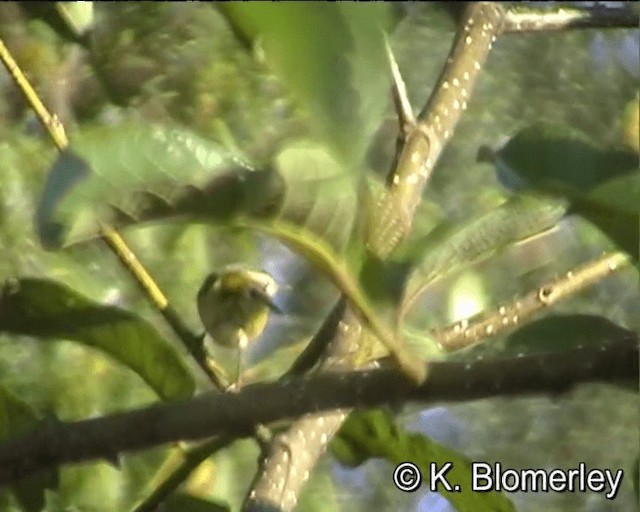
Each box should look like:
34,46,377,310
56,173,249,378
0,2,637,512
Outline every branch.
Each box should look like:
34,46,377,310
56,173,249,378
367,2,506,258
241,2,639,509
502,4,639,33
0,37,225,390
433,251,632,351
246,3,508,509
0,332,635,487
131,437,236,512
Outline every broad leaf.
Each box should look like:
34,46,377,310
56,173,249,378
480,123,639,258
36,122,270,249
400,194,567,321
273,140,359,253
503,314,637,355
332,409,515,512
482,123,638,194
0,386,58,512
0,279,195,401
218,3,392,166
36,125,360,254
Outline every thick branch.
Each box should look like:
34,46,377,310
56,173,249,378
242,2,639,510
368,2,506,258
0,332,636,487
249,4,510,508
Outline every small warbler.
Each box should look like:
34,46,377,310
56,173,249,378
197,265,280,386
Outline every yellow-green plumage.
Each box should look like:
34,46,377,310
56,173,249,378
196,265,279,385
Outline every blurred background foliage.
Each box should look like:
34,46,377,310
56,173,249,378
0,2,637,511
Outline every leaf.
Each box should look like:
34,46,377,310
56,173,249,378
400,194,567,320
251,220,426,383
273,140,359,253
36,121,270,249
162,494,230,512
502,314,637,355
218,3,392,165
484,123,638,195
0,386,58,512
0,278,195,401
332,409,515,512
580,172,640,215
481,123,639,258
570,173,640,259
18,2,92,46
56,1,94,39
36,124,360,254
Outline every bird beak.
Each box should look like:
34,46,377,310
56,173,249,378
252,289,283,314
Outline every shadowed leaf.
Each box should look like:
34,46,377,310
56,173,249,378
218,3,391,165
481,123,639,258
0,386,58,512
0,279,195,401
332,409,515,512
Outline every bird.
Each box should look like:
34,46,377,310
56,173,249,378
197,264,280,388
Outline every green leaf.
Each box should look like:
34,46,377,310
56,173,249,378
332,409,515,512
37,124,360,254
218,3,392,165
503,314,637,355
0,279,195,401
485,123,637,194
36,121,268,249
0,386,58,512
579,172,640,215
569,173,640,259
400,194,567,320
162,494,230,512
481,123,639,258
273,140,359,253
251,219,426,383
56,1,94,39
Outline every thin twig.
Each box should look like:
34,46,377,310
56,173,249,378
0,37,225,390
433,252,632,352
502,4,639,33
246,2,639,510
0,38,68,149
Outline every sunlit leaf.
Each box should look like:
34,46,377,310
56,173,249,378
0,278,195,401
332,409,515,512
36,122,361,256
36,122,265,249
0,386,58,512
218,3,392,165
400,194,567,320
